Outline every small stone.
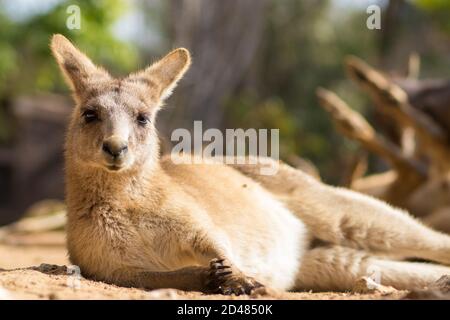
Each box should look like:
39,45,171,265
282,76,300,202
48,293,59,300
352,277,396,295
34,263,68,275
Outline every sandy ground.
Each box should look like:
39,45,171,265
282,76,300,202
0,232,448,300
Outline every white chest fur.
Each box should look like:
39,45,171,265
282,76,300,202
219,187,308,291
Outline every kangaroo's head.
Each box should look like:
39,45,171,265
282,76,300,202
51,34,190,173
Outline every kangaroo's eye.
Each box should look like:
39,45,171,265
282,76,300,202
137,114,149,126
82,109,99,123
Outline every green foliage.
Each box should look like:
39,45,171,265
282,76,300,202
415,0,450,33
0,0,138,97
226,95,298,157
226,0,377,183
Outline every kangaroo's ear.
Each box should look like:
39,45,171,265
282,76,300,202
50,34,110,95
129,48,191,101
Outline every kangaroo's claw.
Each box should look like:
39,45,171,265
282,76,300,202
206,258,265,296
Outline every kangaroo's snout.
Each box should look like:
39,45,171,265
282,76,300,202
102,137,128,160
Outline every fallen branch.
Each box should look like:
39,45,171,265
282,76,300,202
316,88,426,204
345,56,450,173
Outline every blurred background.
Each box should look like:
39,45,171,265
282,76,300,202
0,0,450,231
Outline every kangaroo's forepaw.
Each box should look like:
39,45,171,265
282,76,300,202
205,258,264,295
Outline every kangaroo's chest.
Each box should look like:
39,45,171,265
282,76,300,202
66,202,197,279
66,204,138,278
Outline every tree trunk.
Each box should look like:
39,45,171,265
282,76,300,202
162,0,269,137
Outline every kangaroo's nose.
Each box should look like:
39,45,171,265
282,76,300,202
102,138,128,158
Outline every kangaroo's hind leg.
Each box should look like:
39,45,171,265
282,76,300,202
295,245,450,291
231,159,450,265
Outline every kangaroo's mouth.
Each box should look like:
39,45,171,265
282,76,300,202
103,161,127,172
102,156,129,172
106,164,123,171
101,152,135,172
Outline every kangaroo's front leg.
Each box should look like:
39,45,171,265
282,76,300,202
121,231,265,295
122,260,263,295
124,266,209,292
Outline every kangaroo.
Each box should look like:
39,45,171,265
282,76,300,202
51,34,450,295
